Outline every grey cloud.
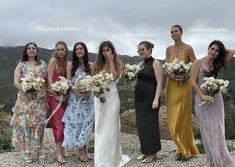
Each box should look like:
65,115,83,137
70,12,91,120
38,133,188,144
0,0,234,59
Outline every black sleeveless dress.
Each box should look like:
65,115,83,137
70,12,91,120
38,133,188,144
134,56,161,154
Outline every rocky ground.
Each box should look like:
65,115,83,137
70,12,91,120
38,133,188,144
0,128,235,167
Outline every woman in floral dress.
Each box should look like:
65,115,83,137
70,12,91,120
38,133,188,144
11,42,48,163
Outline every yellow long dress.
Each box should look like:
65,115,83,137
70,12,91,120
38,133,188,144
166,54,199,158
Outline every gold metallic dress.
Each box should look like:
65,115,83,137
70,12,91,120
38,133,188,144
166,54,199,158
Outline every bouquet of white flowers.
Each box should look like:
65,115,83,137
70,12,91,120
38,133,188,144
72,75,93,92
199,77,229,106
21,72,45,94
45,76,70,126
163,58,192,85
91,71,114,103
124,62,144,81
48,76,70,96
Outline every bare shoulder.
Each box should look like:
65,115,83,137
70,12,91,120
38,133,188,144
193,59,202,66
184,43,194,51
67,61,72,66
15,62,22,71
49,57,57,64
153,59,161,65
67,61,72,68
166,45,173,51
153,59,162,69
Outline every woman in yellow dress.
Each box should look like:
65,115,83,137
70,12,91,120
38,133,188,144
165,25,199,161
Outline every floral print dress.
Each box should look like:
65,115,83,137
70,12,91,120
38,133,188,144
10,60,47,153
62,71,95,148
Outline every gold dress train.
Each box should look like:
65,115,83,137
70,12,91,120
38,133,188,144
166,54,199,158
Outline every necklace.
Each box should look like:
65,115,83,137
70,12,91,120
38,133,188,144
203,57,214,71
173,45,182,57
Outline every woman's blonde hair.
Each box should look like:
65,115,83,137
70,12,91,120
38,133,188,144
92,41,123,76
51,41,68,72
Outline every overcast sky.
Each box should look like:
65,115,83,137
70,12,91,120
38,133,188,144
0,0,234,59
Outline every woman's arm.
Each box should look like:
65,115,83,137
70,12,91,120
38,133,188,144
89,62,94,69
191,60,213,102
66,61,72,80
109,55,118,80
165,46,175,79
47,58,56,85
152,60,163,109
14,63,23,91
225,49,235,64
187,45,196,63
41,62,49,107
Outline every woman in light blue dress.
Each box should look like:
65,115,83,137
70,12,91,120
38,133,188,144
62,42,94,162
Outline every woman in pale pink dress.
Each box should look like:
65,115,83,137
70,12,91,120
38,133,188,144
191,40,235,167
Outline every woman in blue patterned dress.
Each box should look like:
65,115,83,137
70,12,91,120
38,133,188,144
62,42,94,162
10,42,48,163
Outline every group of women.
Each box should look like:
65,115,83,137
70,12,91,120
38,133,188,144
10,24,235,167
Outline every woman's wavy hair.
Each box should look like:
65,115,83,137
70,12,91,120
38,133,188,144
204,40,226,78
21,42,40,64
51,41,68,72
71,42,91,76
92,41,123,76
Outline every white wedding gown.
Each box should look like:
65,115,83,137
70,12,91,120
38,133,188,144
94,80,131,167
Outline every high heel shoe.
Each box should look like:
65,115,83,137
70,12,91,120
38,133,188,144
62,149,69,158
181,155,190,161
24,153,33,164
37,149,45,160
175,153,182,161
141,155,156,163
137,154,147,160
84,146,93,160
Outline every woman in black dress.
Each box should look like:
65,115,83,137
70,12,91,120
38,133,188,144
135,41,163,163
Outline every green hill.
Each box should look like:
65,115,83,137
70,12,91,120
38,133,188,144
0,46,142,109
0,46,235,138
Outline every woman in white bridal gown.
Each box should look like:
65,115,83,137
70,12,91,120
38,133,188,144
92,41,131,167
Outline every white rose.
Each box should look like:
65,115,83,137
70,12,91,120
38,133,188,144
173,64,180,70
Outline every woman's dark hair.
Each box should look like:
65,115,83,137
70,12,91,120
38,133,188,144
138,41,154,53
71,42,90,76
205,40,226,78
172,25,183,33
21,42,39,63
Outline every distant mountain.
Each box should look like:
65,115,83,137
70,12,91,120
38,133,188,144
0,46,143,83
1,46,235,139
0,46,143,109
0,46,234,112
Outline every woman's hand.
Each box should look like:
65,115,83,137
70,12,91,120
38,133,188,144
152,99,159,109
63,94,68,102
81,91,89,100
130,80,136,90
166,70,175,80
55,95,63,102
174,74,187,82
201,94,214,103
76,91,89,100
106,52,114,63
